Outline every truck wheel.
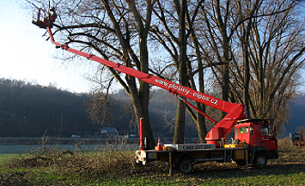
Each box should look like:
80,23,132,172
178,159,193,174
254,154,267,169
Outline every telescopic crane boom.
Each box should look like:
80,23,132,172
32,8,246,145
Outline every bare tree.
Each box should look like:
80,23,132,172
185,0,209,142
173,0,188,144
151,0,213,143
230,0,305,131
28,0,156,148
199,0,305,132
197,0,233,104
194,0,305,134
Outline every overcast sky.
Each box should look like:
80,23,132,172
0,0,96,93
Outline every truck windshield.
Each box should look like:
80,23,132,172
236,126,249,136
260,125,274,138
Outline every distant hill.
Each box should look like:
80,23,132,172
0,78,94,137
1,78,302,138
0,78,197,138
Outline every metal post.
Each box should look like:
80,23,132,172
169,150,172,175
140,118,144,150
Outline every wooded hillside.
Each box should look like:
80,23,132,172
0,78,197,137
0,78,92,137
1,78,302,138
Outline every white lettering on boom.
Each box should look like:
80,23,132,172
154,79,218,105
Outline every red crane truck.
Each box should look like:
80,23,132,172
32,8,278,174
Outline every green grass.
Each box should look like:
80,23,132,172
0,154,19,165
1,138,305,185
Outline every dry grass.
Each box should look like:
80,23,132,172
4,147,135,175
0,141,168,185
1,137,305,185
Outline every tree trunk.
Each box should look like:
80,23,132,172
173,0,187,144
126,0,155,148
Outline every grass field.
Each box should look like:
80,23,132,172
0,154,19,165
1,138,305,185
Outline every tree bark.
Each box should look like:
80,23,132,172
173,0,187,144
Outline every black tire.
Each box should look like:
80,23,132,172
254,154,267,169
235,160,247,166
178,159,193,174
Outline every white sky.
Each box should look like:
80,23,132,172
0,0,96,93
1,1,304,95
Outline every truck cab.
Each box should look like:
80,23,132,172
234,119,278,167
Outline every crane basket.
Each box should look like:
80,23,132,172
32,8,56,29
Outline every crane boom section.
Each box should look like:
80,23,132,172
33,12,246,144
46,28,235,113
